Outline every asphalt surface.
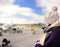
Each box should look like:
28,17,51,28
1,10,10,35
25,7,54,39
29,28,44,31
0,29,44,47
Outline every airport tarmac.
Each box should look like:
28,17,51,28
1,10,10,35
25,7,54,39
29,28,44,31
0,29,44,47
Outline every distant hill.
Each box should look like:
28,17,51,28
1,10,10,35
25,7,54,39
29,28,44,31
38,23,45,26
0,23,45,26
0,23,3,26
14,23,45,26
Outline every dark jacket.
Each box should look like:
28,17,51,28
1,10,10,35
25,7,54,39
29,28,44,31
35,29,60,47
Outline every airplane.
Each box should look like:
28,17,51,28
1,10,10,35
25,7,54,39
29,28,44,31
0,24,23,33
2,24,12,32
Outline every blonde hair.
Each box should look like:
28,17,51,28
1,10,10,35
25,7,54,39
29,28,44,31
52,6,58,11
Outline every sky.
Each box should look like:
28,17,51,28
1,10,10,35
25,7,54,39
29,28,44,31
0,0,60,24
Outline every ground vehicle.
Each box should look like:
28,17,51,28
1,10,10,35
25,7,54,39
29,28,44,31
12,26,23,33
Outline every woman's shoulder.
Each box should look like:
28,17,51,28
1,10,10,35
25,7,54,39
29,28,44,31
51,28,60,37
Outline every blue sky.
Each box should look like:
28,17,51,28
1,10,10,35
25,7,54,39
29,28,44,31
0,0,59,24
14,0,45,15
0,0,44,24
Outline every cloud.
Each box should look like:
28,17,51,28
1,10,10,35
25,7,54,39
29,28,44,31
30,13,44,23
0,5,20,17
0,4,44,24
0,5,34,17
0,0,15,5
12,18,40,24
35,0,60,12
18,7,34,16
0,16,44,24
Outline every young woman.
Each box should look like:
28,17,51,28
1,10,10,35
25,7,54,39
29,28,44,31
35,6,60,47
45,6,59,26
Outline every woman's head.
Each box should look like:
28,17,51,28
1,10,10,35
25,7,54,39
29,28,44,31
52,6,58,11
